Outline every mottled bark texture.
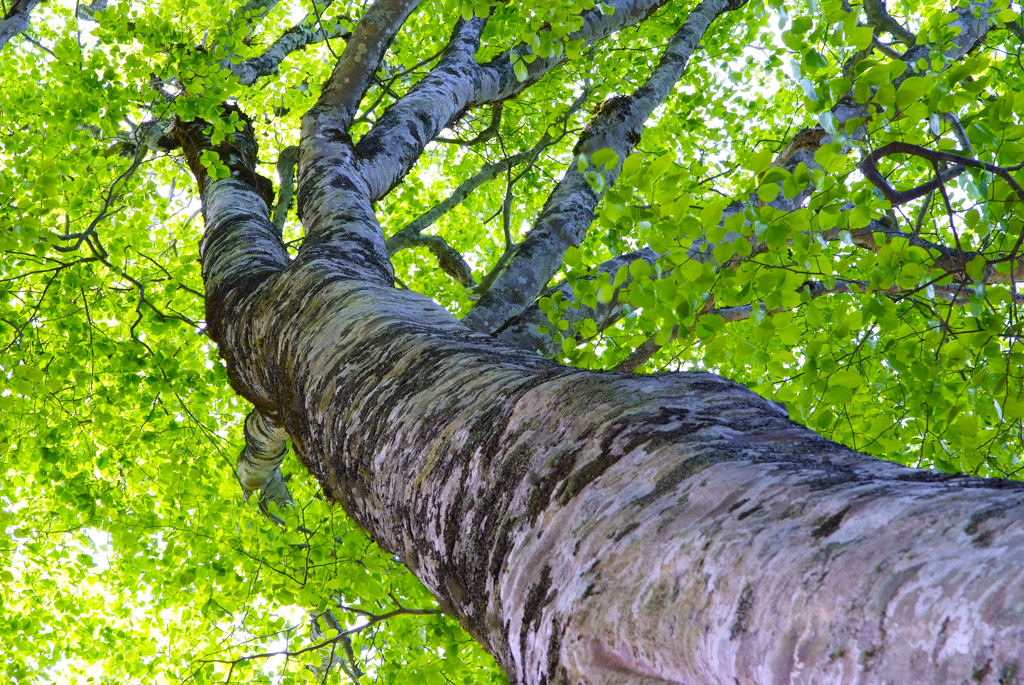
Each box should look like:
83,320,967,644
177,1,1024,683
353,0,694,203
0,0,45,51
203,253,1024,685
463,0,747,334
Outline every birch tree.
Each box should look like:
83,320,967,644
2,0,1024,683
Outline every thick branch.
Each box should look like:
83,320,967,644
173,105,289,345
463,0,748,334
294,0,421,284
231,16,352,86
354,0,686,201
0,0,45,51
863,0,916,45
313,0,420,131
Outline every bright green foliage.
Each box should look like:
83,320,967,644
1,0,1023,682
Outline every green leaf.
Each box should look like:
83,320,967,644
700,203,724,231
591,148,619,170
747,149,775,175
967,255,987,281
896,76,928,109
847,26,873,51
514,59,528,81
757,184,781,203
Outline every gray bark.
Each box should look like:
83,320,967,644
353,0,690,202
463,0,747,334
0,0,45,51
174,1,1024,683
194,220,1024,684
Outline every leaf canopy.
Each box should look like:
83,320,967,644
1,0,1022,681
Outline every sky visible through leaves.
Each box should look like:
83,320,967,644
1,0,1023,681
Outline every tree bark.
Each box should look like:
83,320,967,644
180,120,1024,681
174,3,1024,683
202,248,1024,685
0,0,46,51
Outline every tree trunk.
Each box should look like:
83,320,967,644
210,249,1024,685
171,3,1024,681
178,119,1024,680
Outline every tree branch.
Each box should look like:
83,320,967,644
435,102,502,146
863,0,916,45
272,145,299,230
312,0,421,132
231,14,352,86
463,0,748,334
236,408,290,500
386,142,551,250
354,0,687,202
835,219,1024,286
293,0,422,284
173,104,289,341
75,0,106,21
861,142,1024,207
1008,20,1024,42
614,278,1023,372
394,233,476,287
0,0,45,51
495,249,659,356
386,92,589,254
